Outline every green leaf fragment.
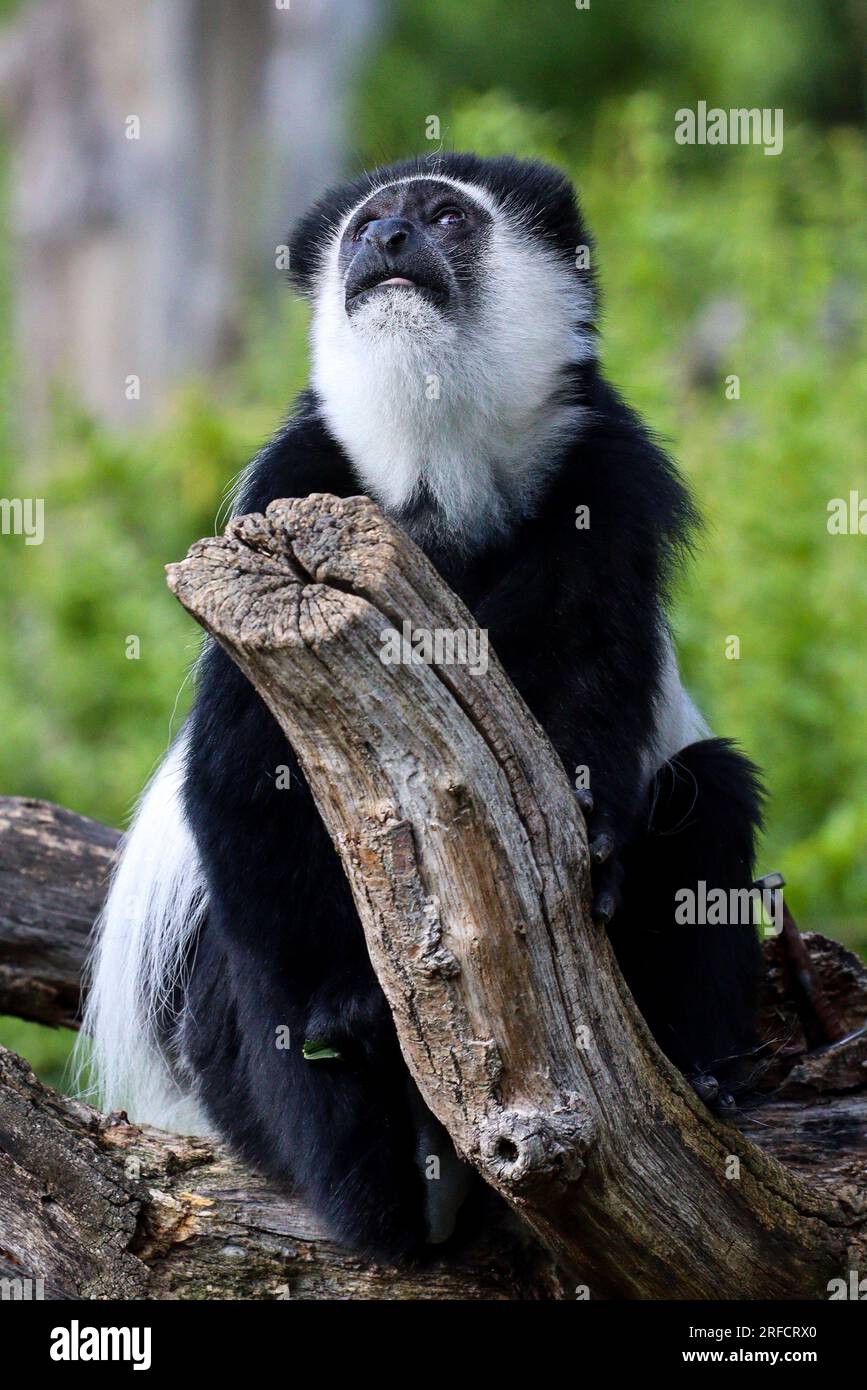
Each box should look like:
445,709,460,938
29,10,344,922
302,1039,343,1061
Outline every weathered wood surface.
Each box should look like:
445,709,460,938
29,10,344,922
0,1046,562,1300
0,799,119,1029
0,492,864,1299
162,493,866,1299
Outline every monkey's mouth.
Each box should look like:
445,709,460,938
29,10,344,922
345,267,448,313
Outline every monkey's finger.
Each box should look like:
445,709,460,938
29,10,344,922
591,890,618,925
589,831,615,864
590,851,624,925
574,787,594,817
688,1073,720,1107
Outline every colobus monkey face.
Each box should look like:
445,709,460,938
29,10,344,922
297,157,598,540
338,179,493,324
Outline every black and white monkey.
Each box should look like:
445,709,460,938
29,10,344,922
83,154,764,1260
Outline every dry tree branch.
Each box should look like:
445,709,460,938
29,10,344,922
0,493,864,1300
163,493,864,1299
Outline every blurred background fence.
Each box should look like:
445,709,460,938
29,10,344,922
0,0,864,1086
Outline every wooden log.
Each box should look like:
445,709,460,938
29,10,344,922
0,493,864,1298
0,799,118,1029
160,493,865,1299
0,1045,562,1300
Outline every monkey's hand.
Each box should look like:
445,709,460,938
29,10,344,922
688,1072,738,1119
574,788,625,926
304,981,397,1066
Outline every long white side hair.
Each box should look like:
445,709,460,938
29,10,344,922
75,727,210,1133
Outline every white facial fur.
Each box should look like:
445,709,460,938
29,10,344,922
311,174,595,548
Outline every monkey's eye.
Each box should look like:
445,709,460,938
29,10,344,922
432,206,466,227
352,220,373,242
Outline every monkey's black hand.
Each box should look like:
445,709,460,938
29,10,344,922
574,789,625,925
688,1072,738,1118
590,834,625,926
304,983,396,1066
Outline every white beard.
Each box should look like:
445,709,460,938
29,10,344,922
310,191,595,549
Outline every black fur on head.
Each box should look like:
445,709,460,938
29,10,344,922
287,152,596,302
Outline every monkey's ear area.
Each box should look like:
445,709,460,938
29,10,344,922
476,155,593,264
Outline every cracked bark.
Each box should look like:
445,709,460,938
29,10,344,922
0,1045,558,1300
0,492,864,1299
163,494,865,1298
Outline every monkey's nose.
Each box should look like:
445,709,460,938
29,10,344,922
360,217,414,252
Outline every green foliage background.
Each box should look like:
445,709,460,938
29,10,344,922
1,0,865,1087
